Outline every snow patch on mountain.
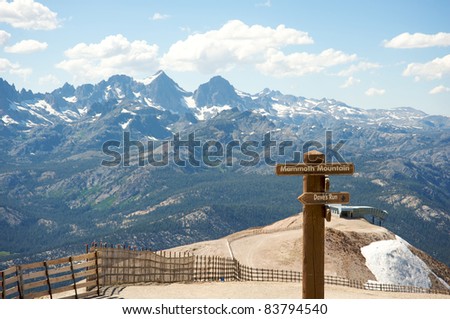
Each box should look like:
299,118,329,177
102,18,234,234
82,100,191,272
121,108,137,116
115,87,125,99
120,118,133,130
63,96,77,103
371,179,387,187
77,107,88,116
183,96,197,110
144,97,164,111
195,105,232,121
60,110,77,122
235,89,252,99
2,115,18,125
361,236,433,288
137,70,165,86
31,100,60,117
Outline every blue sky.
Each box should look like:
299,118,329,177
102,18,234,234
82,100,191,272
0,0,449,115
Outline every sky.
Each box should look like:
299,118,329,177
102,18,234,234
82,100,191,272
0,0,449,116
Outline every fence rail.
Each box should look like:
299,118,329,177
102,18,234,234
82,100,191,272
1,246,449,299
0,252,100,299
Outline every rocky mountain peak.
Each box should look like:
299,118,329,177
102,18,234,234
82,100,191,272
51,82,75,98
193,75,241,108
0,78,19,111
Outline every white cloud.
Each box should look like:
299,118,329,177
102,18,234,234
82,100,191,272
0,30,11,45
38,74,60,87
0,58,19,72
340,76,360,88
161,20,314,74
257,48,357,77
0,57,32,78
179,26,192,33
338,61,381,77
256,0,271,7
56,34,159,84
10,67,32,78
365,87,385,96
4,39,48,53
0,0,59,30
151,12,170,21
384,32,450,49
429,85,450,94
403,54,450,80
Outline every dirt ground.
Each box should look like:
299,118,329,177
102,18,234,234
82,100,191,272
117,281,450,299
161,214,450,296
170,214,395,284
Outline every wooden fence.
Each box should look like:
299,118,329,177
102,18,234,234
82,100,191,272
238,263,302,282
323,275,450,295
0,251,100,299
193,255,237,281
98,248,194,285
1,246,449,298
95,248,449,295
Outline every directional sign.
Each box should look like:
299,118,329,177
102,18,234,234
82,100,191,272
276,163,354,176
298,192,350,205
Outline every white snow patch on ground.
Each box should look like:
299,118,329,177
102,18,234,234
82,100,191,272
63,96,77,103
121,108,137,115
196,105,231,121
120,118,132,130
144,97,164,111
2,115,18,125
77,107,88,116
137,72,161,85
361,236,432,288
31,100,60,117
115,87,125,99
183,96,197,109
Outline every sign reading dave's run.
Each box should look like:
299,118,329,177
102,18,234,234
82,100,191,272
276,162,354,175
298,192,350,205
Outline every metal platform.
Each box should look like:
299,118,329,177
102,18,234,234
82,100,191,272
327,205,388,224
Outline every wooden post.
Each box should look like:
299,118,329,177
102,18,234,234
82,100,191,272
94,251,100,296
1,270,5,299
276,154,353,298
302,150,325,299
43,261,52,299
16,266,23,299
69,256,78,299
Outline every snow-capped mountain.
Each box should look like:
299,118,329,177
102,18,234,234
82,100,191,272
2,70,445,132
0,71,449,268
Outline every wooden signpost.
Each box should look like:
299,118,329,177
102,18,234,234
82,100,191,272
276,150,354,299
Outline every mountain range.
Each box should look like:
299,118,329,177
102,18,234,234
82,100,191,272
0,70,449,267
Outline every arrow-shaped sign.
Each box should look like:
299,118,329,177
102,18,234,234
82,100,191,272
298,192,350,205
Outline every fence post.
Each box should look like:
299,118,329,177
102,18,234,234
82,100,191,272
16,266,23,299
43,261,52,299
1,270,5,299
94,250,100,296
232,259,237,281
69,256,78,299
